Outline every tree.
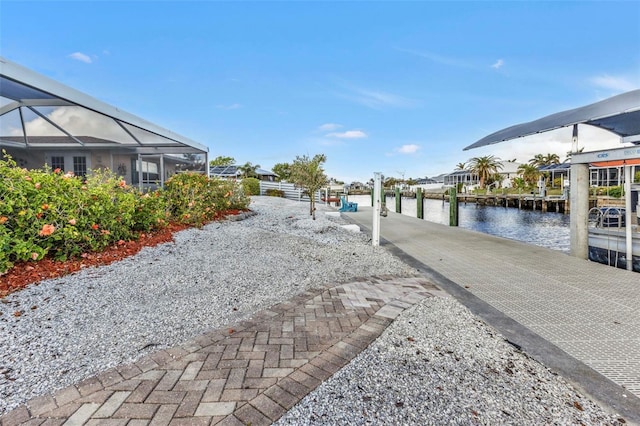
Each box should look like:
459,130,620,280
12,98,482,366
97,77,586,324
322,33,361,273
238,162,260,178
209,155,235,167
517,163,540,187
290,154,328,220
467,155,502,189
529,153,560,167
272,162,292,182
455,162,466,170
542,153,560,165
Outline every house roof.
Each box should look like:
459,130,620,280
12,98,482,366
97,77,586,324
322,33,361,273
0,57,208,155
465,90,640,150
210,165,240,177
538,162,571,171
209,165,277,177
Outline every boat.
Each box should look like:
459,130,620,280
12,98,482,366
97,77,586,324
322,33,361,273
588,207,640,272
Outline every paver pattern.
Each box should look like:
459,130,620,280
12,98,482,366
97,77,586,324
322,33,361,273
344,207,640,398
1,276,442,426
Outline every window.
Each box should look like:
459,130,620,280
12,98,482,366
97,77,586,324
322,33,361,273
50,156,64,171
131,159,160,184
73,156,87,177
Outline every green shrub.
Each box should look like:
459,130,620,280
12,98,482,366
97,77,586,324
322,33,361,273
0,152,251,274
265,189,285,197
241,177,260,196
163,173,250,226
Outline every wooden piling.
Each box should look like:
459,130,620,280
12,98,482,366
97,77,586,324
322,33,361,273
417,188,424,219
449,190,458,226
395,187,401,213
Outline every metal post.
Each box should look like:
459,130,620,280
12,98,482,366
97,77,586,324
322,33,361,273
371,188,374,207
417,188,423,219
160,154,165,188
137,154,143,192
373,172,382,247
570,163,589,259
624,165,633,271
395,187,401,213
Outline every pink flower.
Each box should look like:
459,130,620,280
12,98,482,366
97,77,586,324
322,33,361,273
39,224,55,237
35,182,41,189
31,252,39,260
68,219,76,225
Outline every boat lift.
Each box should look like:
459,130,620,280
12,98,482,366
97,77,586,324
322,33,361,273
465,90,640,271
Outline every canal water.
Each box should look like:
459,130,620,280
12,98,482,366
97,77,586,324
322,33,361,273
346,194,571,253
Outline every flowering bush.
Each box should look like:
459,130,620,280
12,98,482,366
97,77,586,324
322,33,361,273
163,172,249,226
0,152,250,274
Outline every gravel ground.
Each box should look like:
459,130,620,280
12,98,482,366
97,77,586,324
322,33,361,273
277,297,626,425
0,196,626,424
0,196,415,416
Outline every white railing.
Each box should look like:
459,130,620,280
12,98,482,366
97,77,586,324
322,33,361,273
259,181,322,202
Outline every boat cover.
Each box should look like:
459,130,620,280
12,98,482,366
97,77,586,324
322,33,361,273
465,90,640,150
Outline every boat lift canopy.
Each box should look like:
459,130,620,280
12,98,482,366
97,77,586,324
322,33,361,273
464,90,640,151
464,90,640,271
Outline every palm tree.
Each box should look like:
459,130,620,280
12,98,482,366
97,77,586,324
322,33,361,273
542,153,560,165
455,162,466,170
467,155,502,189
530,153,560,167
517,163,540,187
238,162,260,178
529,154,545,167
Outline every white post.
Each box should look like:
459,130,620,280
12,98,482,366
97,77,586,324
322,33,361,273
373,172,382,246
625,165,633,271
570,163,589,259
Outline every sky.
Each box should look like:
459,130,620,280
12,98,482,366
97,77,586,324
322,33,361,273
1,1,639,183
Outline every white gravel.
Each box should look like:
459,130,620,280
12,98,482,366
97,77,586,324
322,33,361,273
0,196,415,416
277,297,625,425
0,196,626,424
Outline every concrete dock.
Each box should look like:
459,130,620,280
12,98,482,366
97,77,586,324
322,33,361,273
342,206,640,421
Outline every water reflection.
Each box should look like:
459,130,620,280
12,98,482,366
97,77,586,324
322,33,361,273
348,195,570,253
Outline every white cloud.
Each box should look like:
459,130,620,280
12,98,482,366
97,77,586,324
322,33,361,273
348,87,416,109
68,52,92,64
326,130,367,139
335,83,417,110
216,103,242,110
396,144,421,154
491,59,504,69
396,47,471,68
318,123,342,131
589,74,638,92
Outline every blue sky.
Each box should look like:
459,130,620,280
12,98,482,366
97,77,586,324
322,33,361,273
2,1,639,183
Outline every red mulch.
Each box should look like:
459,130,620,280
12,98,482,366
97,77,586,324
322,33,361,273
0,210,246,298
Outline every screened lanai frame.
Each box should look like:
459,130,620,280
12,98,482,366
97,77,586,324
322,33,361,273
0,57,209,189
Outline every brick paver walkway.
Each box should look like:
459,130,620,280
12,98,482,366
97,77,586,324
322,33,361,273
1,276,445,426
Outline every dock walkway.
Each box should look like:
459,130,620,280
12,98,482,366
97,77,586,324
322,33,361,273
343,207,640,420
